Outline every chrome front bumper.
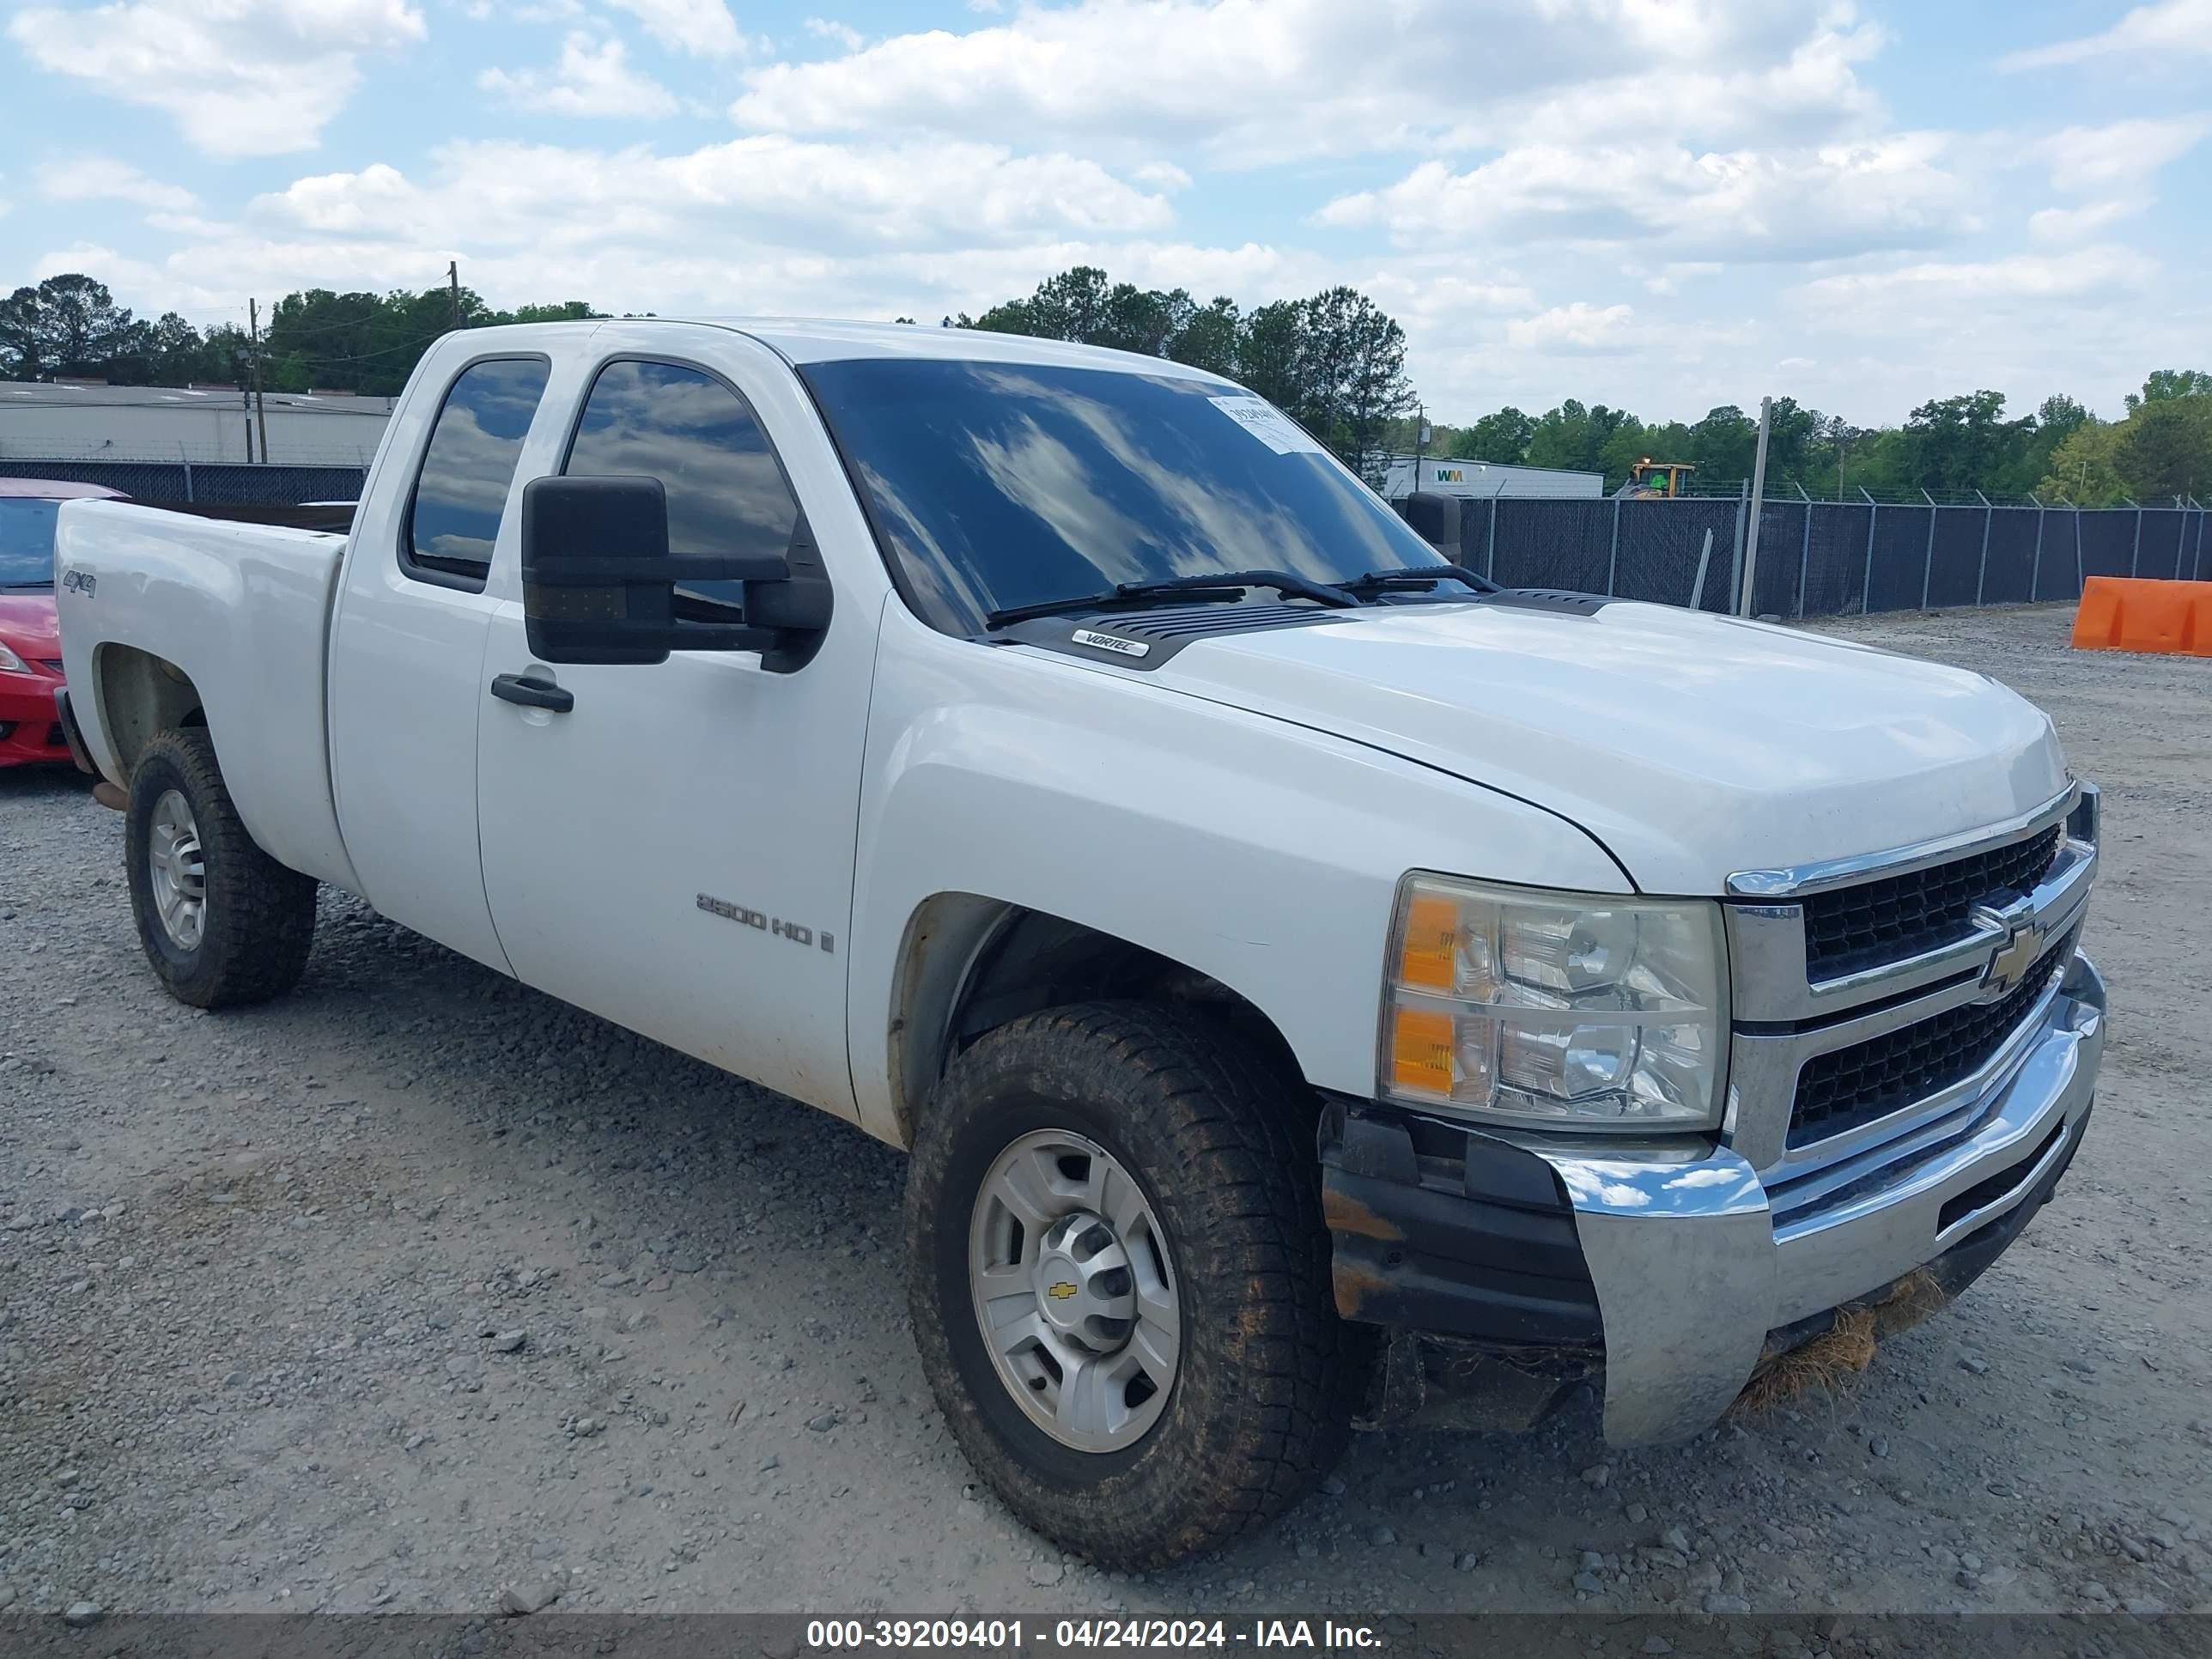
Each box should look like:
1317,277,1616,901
1519,951,2106,1445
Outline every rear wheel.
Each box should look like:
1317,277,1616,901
125,728,317,1008
905,1002,1352,1568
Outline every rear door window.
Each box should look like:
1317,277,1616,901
403,356,551,591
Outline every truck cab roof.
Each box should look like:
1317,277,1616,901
459,316,1237,380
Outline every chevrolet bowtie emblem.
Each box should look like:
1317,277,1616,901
1047,1282,1079,1301
1981,918,2047,999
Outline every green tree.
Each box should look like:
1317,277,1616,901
1687,405,1758,483
1233,299,1308,414
1900,391,2033,494
1762,397,1823,486
2112,397,2212,501
2039,422,2126,504
1525,400,1638,477
501,301,599,325
1295,285,1413,474
1596,417,1654,489
1168,295,1241,377
2036,393,2091,442
2125,369,2212,414
1451,407,1535,464
0,273,144,380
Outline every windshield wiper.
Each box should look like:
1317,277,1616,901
986,568,1361,629
1334,563,1498,598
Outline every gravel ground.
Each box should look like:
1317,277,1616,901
2,601,2208,1622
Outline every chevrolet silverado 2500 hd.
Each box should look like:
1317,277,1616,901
54,319,2106,1568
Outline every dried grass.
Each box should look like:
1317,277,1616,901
1868,1267,1951,1336
1733,1305,1879,1418
1729,1270,1957,1419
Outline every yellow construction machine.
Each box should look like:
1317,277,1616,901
1624,459,1695,499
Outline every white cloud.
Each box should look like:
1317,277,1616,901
1801,246,2149,313
479,33,678,117
462,0,585,19
1319,136,1974,263
2027,199,2142,242
1507,301,1637,352
35,155,198,212
804,17,864,52
13,0,2209,432
605,0,744,57
144,211,234,239
256,136,1181,251
6,0,426,156
1351,269,1539,335
2000,0,2212,70
730,0,1883,164
2040,114,2212,192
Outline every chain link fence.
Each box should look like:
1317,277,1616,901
0,458,368,505
1449,493,2209,618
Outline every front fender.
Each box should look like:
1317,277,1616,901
845,611,1627,1146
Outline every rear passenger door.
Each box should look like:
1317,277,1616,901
329,350,554,971
473,336,878,1121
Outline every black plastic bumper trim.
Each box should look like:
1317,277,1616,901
1319,1101,1603,1349
52,686,97,777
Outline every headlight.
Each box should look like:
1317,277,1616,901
1379,873,1729,1131
0,641,27,674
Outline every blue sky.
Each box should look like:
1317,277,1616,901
3,0,2208,426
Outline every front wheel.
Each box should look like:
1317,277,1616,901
125,728,318,1009
905,1002,1353,1569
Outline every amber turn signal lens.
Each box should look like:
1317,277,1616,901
1389,1007,1455,1096
1398,893,1461,990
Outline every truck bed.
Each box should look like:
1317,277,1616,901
54,499,361,894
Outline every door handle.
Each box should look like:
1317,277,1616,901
489,672,574,714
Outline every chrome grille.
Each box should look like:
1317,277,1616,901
1802,825,2063,980
1788,927,2076,1148
1723,784,2096,1175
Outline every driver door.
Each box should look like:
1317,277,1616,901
473,340,878,1121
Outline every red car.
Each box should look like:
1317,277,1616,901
0,477,123,767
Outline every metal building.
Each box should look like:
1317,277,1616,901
1376,454,1601,501
0,382,395,466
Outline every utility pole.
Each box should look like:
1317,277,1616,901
1738,395,1773,616
448,260,462,331
248,298,270,466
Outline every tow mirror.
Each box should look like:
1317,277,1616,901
1396,490,1462,554
519,476,831,671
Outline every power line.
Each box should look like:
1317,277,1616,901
329,329,450,363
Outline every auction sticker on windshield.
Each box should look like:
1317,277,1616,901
1208,395,1326,456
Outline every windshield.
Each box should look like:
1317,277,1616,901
0,500,62,588
800,357,1443,634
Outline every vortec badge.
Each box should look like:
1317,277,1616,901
1070,628,1150,659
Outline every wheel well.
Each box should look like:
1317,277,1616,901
889,897,1304,1146
94,644,204,775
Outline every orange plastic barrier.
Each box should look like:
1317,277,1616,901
2071,576,2212,656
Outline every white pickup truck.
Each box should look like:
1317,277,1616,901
54,319,2105,1568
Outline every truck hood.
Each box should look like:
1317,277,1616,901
1146,599,2068,895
